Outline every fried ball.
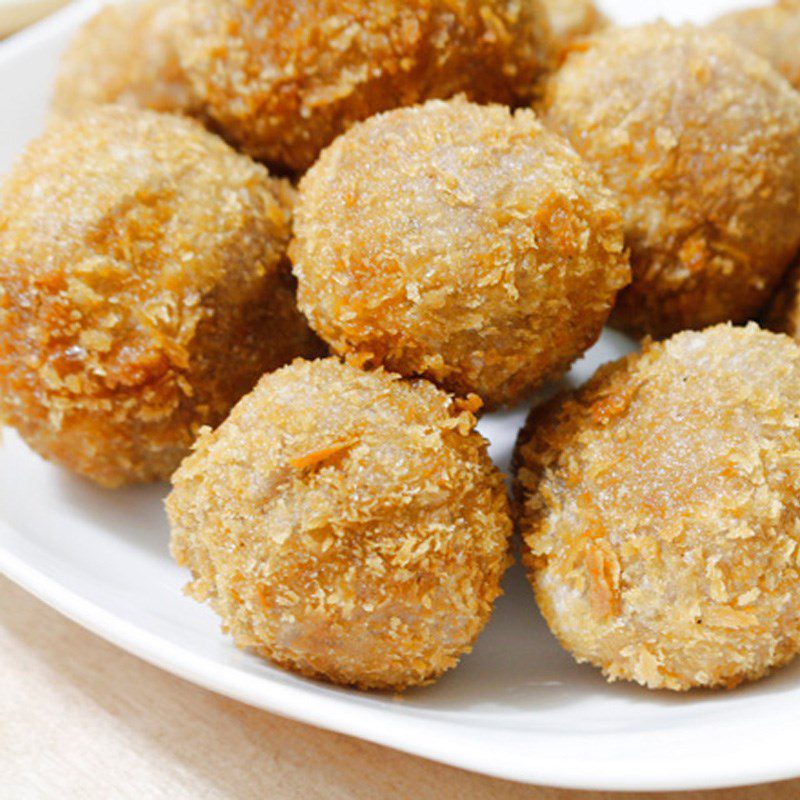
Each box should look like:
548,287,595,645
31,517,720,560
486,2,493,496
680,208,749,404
174,0,552,173
542,23,800,339
52,0,197,118
167,357,512,690
515,323,800,691
290,97,630,409
541,0,607,60
709,1,800,91
0,107,322,488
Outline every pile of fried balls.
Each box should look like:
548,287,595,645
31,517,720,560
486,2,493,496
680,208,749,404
3,0,800,693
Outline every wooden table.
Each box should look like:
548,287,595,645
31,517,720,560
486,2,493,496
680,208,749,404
1,576,797,799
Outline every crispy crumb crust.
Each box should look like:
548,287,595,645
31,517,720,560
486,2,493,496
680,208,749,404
514,323,800,691
0,107,323,488
52,0,198,118
709,1,800,91
542,23,800,340
174,0,552,173
540,0,607,62
167,358,513,691
290,97,630,409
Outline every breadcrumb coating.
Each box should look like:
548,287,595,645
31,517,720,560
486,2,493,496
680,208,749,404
709,1,800,91
541,0,606,60
515,323,800,691
168,358,512,690
0,107,322,488
52,0,197,118
290,97,630,409
174,0,552,172
542,23,800,339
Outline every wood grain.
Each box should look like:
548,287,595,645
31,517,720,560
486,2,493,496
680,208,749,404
1,576,796,799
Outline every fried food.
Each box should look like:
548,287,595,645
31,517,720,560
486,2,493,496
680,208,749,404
709,1,800,91
542,23,800,339
515,323,800,691
167,357,512,690
0,107,321,488
290,97,629,409
52,0,197,118
541,0,607,60
174,0,552,172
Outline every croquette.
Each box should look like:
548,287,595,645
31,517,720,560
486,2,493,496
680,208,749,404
52,0,197,118
290,97,630,409
167,357,512,690
710,1,800,91
543,23,800,339
174,0,552,172
515,323,800,691
0,107,322,488
541,0,607,61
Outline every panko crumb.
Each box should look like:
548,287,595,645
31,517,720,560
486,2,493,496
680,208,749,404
709,1,800,91
173,0,552,172
515,323,800,691
541,0,607,62
543,22,800,339
52,0,198,118
168,358,512,690
291,97,630,409
0,107,322,487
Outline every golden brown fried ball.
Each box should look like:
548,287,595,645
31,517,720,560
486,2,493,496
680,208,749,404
515,323,800,691
168,357,512,690
541,0,607,60
52,0,197,118
174,0,552,173
290,97,630,409
709,1,800,91
0,107,322,488
542,23,800,340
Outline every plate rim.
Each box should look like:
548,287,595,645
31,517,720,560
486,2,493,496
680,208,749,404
4,521,800,793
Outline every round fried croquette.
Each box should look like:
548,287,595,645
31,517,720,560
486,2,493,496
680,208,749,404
542,23,800,340
174,0,552,173
52,0,197,118
541,0,607,61
167,357,512,690
290,97,630,409
515,323,800,691
0,107,322,488
709,1,800,91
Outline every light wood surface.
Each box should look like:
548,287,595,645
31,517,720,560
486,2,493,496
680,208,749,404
1,576,798,799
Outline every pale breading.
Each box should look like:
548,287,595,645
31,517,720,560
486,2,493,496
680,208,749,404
168,358,512,690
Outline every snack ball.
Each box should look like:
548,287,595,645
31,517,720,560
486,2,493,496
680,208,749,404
168,357,512,690
543,23,800,339
291,97,630,409
541,0,607,60
0,107,322,488
52,0,197,118
516,323,800,691
175,0,552,172
710,1,800,91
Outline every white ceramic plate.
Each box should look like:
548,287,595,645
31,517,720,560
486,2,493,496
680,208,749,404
0,0,70,37
1,0,797,792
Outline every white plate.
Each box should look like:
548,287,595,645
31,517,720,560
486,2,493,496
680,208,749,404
1,0,798,792
0,0,70,37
